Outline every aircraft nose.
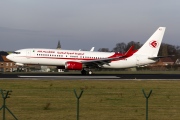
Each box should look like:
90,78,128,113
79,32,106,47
6,55,13,61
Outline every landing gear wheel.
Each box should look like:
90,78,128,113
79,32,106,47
81,69,87,75
87,70,93,75
81,69,93,75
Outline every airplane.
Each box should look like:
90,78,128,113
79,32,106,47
6,27,166,75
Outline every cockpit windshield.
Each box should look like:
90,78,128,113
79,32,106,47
12,52,21,54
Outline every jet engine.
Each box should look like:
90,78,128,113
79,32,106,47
65,61,83,70
15,63,24,66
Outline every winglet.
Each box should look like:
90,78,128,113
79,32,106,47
124,45,135,57
90,47,95,52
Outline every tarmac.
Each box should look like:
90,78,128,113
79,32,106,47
1,73,180,80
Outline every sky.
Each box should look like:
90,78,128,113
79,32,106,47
0,0,180,51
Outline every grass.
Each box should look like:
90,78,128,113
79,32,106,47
0,79,180,120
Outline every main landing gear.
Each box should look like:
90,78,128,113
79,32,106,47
81,68,93,75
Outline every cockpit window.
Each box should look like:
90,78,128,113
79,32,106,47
13,52,21,54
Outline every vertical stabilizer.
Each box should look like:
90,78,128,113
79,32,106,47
135,27,166,57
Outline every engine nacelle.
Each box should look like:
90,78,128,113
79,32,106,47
15,63,24,66
65,62,83,70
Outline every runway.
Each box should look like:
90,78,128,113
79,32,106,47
1,73,180,80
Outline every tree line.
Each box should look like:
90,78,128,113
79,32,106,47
98,41,180,60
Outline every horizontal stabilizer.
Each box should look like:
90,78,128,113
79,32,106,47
148,55,174,60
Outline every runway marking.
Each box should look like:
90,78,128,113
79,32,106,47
18,76,120,79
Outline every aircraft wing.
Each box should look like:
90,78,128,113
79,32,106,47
81,46,134,68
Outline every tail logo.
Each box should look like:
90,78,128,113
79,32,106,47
149,40,158,48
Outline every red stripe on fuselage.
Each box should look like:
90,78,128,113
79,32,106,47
16,56,103,61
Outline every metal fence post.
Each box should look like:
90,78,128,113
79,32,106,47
74,89,84,120
0,89,18,120
142,89,152,120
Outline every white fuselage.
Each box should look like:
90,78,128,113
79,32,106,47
7,48,156,69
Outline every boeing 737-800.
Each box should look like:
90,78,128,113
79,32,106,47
6,27,166,75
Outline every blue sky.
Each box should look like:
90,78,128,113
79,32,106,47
0,0,180,51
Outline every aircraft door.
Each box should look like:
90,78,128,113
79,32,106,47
26,50,31,63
